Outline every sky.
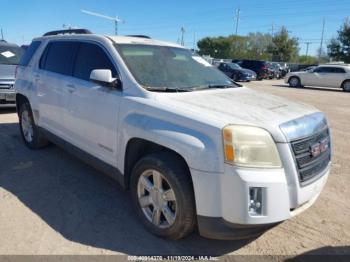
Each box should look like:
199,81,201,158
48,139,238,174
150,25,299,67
1,0,349,56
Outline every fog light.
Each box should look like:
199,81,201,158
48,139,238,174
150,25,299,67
249,187,263,216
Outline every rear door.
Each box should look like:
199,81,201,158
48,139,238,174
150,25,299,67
329,67,346,88
66,41,121,165
35,41,79,137
308,67,333,87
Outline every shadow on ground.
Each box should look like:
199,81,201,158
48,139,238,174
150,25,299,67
0,122,256,255
272,84,345,93
0,108,16,114
287,246,350,262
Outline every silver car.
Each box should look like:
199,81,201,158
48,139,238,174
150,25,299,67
0,41,24,107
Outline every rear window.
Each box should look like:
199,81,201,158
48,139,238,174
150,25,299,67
40,41,79,75
19,41,41,66
0,45,24,65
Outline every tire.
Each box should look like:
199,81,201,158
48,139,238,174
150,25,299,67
19,101,48,149
288,76,301,88
342,80,350,92
232,73,239,82
130,152,196,240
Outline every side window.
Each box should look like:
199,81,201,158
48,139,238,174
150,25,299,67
19,41,41,66
73,42,117,81
40,41,79,75
332,67,345,73
314,67,328,73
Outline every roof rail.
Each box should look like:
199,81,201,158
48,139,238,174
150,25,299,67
43,29,92,36
126,35,151,39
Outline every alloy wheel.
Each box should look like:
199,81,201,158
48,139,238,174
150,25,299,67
137,169,177,229
21,109,34,143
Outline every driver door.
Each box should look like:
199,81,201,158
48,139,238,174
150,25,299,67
66,42,121,166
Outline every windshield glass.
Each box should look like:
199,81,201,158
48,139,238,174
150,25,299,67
0,45,24,65
115,44,235,90
228,63,241,69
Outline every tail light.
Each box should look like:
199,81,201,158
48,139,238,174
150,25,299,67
261,66,268,71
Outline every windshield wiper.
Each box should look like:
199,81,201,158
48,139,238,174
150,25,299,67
193,84,238,90
145,87,192,92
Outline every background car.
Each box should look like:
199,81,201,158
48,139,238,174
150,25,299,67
217,62,256,81
233,59,268,80
285,64,350,91
0,40,24,107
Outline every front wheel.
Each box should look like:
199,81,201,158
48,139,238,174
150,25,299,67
130,152,196,240
288,76,301,88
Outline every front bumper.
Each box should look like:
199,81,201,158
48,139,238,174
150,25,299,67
240,75,256,81
191,145,330,239
0,82,16,106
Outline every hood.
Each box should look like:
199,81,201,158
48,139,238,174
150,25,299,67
157,87,319,142
0,64,16,80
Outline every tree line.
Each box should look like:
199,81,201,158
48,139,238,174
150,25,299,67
197,22,350,64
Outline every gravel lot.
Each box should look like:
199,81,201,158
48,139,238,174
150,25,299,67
0,79,349,257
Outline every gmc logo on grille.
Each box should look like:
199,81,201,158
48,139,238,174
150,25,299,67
310,138,329,157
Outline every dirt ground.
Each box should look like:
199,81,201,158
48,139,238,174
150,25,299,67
0,79,349,257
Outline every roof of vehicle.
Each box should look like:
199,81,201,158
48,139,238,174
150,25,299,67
35,32,185,49
319,64,350,67
0,40,20,48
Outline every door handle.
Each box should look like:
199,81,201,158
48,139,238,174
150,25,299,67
66,84,76,93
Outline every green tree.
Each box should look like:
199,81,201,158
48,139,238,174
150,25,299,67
327,21,350,62
267,27,299,62
298,55,318,64
245,32,272,60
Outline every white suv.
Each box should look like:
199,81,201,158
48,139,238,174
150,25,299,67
15,29,332,240
286,64,350,91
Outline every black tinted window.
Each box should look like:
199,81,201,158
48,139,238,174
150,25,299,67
19,41,41,66
332,67,346,73
41,41,79,75
314,67,333,73
73,43,117,81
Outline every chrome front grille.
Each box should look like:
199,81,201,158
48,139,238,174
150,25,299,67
291,128,331,185
0,84,13,89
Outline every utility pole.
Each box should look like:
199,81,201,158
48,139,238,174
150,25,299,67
180,27,185,46
319,18,325,61
234,8,241,35
271,22,275,36
305,42,311,57
193,31,196,51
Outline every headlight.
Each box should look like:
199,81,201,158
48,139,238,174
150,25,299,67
223,125,282,168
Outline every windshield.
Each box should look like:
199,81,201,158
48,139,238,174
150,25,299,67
115,44,235,91
0,45,24,65
228,63,241,69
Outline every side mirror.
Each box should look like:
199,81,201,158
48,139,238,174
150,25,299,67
90,69,121,89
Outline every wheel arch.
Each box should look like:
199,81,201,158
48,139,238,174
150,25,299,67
124,138,192,190
15,93,29,115
288,75,301,83
341,79,350,89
